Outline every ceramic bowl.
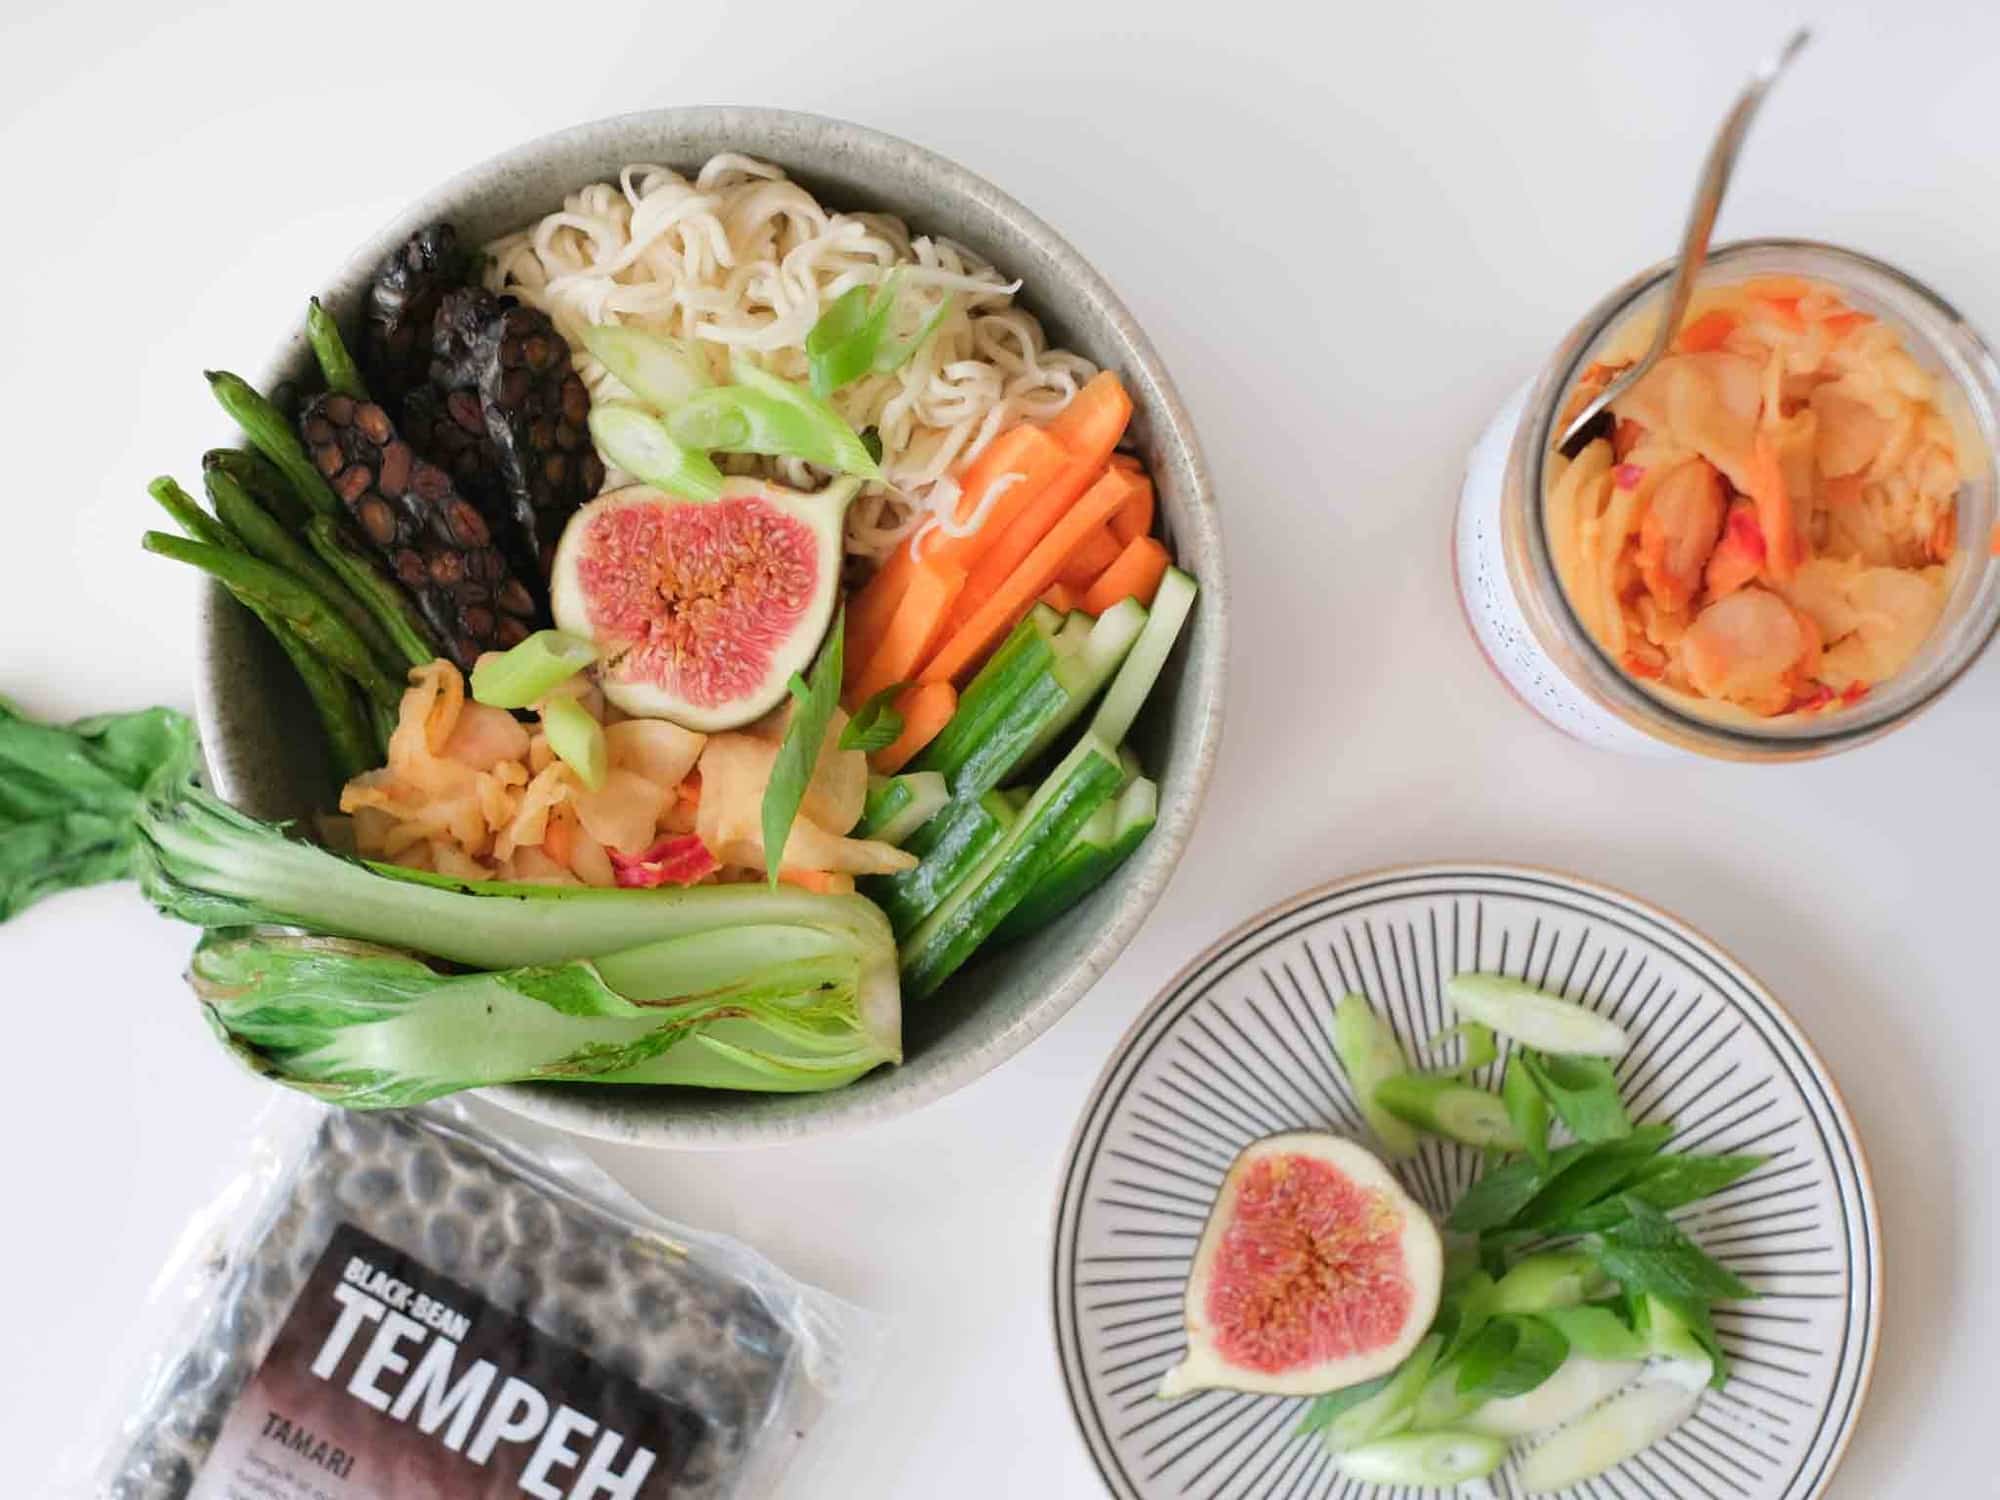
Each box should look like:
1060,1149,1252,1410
199,106,1226,1146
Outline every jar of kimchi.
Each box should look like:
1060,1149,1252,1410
1455,239,2000,759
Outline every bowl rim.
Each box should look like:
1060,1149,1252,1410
197,104,1229,1148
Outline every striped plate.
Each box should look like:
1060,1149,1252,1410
1053,865,1878,1500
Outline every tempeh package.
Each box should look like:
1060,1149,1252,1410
70,1104,873,1499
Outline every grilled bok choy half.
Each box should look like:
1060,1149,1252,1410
5,701,900,1104
143,788,902,1103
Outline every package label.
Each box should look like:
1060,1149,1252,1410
188,1223,703,1499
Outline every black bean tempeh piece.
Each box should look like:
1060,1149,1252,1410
427,288,603,578
296,392,538,670
362,224,463,407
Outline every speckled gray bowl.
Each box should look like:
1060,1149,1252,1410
198,106,1226,1148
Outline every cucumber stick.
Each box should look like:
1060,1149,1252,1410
910,619,1058,790
855,771,950,845
861,791,1014,938
991,774,1157,943
901,733,1126,999
912,599,1144,798
1091,566,1197,746
1015,598,1146,768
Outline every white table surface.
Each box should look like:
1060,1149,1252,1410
4,2,1993,1494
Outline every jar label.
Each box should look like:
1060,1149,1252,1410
1454,384,1685,758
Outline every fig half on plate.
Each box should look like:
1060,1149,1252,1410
1159,1131,1443,1399
551,478,849,732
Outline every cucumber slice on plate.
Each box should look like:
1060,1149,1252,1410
1091,565,1196,747
1447,973,1631,1056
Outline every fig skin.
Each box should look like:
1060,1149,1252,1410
551,480,845,734
1159,1131,1443,1400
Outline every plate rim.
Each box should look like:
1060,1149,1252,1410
1050,859,1882,1500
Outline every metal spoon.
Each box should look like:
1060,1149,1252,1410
1557,26,1813,457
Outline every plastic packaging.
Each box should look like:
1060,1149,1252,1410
66,1100,875,1498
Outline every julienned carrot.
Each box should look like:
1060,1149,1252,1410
1675,310,1738,354
1109,472,1154,546
1109,451,1143,473
1081,535,1171,614
1058,525,1122,589
1041,582,1080,614
922,469,1136,685
845,426,1068,675
870,681,956,774
1822,309,1873,340
1047,371,1132,458
850,557,965,704
1745,433,1797,583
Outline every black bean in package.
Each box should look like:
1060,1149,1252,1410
90,1108,868,1499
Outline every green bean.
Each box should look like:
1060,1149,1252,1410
303,516,440,670
262,612,379,780
205,369,341,519
205,466,399,670
306,298,369,401
147,479,376,776
203,446,310,530
141,530,401,709
146,476,237,552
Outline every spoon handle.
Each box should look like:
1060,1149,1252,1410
1557,27,1812,456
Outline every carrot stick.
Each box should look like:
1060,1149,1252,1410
849,557,964,704
844,426,1068,676
1058,525,1122,589
1109,472,1154,546
869,681,956,774
1081,535,1171,614
1047,371,1132,457
1040,582,1080,614
1675,310,1738,354
1108,451,1143,473
934,378,1136,635
922,470,1136,685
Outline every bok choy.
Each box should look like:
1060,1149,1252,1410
194,928,896,1107
3,701,902,1102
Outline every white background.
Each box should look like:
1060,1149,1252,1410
3,2,1993,1494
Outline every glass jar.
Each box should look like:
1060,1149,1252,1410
1455,239,2000,760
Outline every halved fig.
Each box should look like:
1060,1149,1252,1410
550,479,846,733
1158,1132,1443,1399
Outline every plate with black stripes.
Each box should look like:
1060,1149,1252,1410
1052,864,1878,1500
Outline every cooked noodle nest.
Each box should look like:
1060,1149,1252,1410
484,152,1097,563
